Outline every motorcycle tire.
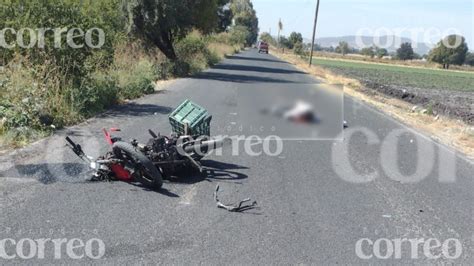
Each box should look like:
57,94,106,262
113,142,163,189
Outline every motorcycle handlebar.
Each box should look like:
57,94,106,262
66,137,76,147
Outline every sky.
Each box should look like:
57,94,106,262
252,0,473,46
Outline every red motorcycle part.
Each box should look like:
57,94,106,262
110,164,132,181
103,128,113,145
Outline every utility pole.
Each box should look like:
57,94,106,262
277,18,282,49
309,0,321,66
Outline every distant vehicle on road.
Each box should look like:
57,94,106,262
258,41,269,54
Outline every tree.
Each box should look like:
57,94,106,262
428,35,469,69
465,52,474,66
229,25,250,45
293,42,306,56
260,32,276,46
312,43,322,52
217,0,232,32
124,0,219,60
375,47,388,58
230,0,259,46
396,42,415,60
335,41,349,56
279,36,291,49
288,32,303,49
194,0,220,33
360,47,375,58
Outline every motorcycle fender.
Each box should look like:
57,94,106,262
110,164,132,181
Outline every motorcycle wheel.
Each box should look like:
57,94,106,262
113,142,163,189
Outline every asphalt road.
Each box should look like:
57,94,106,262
0,49,472,264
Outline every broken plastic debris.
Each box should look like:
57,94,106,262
214,185,258,212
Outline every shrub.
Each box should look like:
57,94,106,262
209,32,232,45
0,65,46,130
112,59,156,100
176,36,209,73
0,0,126,139
294,42,307,57
77,73,119,116
0,1,242,148
3,127,42,148
175,34,221,74
229,26,251,46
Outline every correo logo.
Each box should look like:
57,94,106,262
0,238,105,260
355,238,462,260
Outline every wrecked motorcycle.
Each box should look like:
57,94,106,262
66,100,223,189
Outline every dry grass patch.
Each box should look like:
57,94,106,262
208,42,241,59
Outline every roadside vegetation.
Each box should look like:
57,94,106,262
0,0,259,149
271,49,474,158
262,29,473,70
260,32,473,118
264,29,473,154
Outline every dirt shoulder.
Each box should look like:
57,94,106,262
271,50,474,159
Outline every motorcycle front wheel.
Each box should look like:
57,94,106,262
113,142,163,189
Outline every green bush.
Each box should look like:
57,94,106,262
2,126,48,148
294,42,307,57
113,59,156,100
77,73,119,116
207,50,221,65
175,35,218,74
207,32,232,45
0,1,239,147
0,1,115,80
156,60,189,79
0,0,125,136
0,68,46,130
0,102,34,129
229,26,251,46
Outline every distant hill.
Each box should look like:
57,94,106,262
309,36,432,55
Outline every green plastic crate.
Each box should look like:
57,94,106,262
169,99,212,136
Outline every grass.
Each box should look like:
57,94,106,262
207,42,241,60
0,32,243,150
272,50,474,158
312,57,474,92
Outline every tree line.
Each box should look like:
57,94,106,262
0,0,259,145
334,36,472,68
1,0,259,64
259,30,473,68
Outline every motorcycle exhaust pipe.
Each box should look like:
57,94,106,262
184,138,226,154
